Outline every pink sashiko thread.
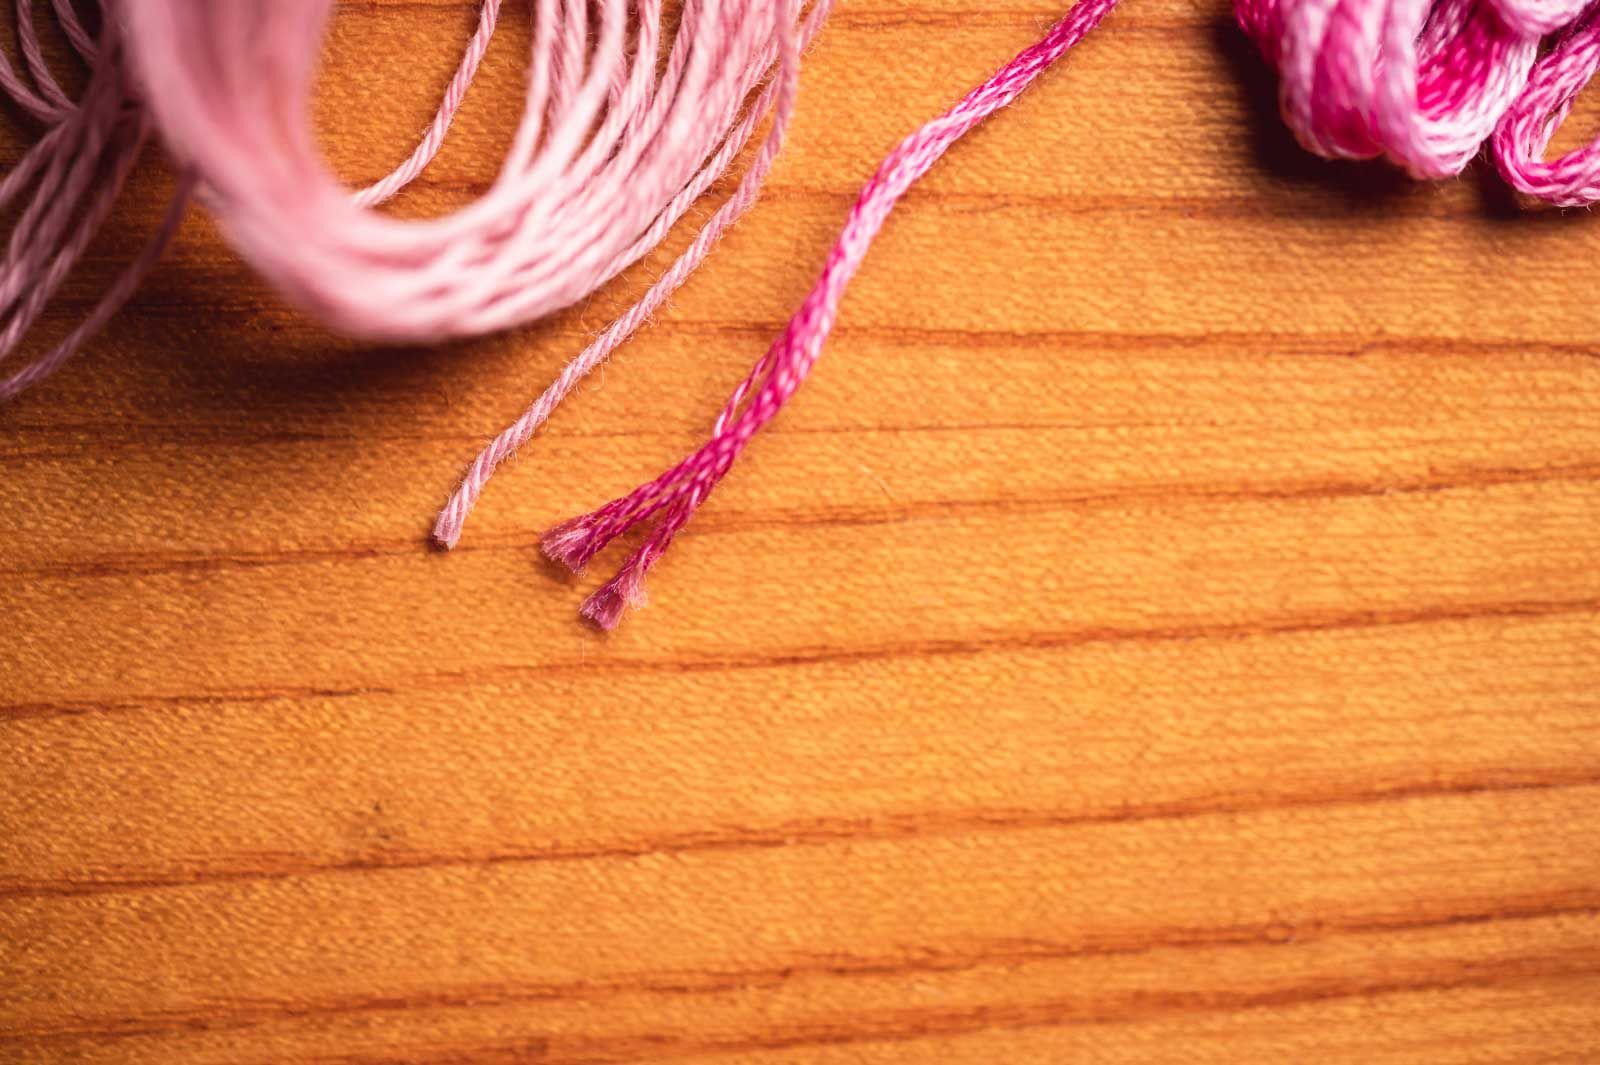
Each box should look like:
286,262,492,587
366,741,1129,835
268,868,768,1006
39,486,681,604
0,3,184,401
118,0,821,342
2,0,824,386
1237,0,1600,201
0,0,511,400
526,0,1126,628
6,0,1600,626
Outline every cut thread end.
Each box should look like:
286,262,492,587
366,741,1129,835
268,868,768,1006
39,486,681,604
579,563,650,630
431,512,463,551
541,512,609,571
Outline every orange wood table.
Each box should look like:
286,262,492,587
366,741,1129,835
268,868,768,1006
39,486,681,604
4,2,1599,1062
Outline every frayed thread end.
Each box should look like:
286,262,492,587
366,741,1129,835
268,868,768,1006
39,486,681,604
541,512,608,571
579,562,650,630
431,511,463,551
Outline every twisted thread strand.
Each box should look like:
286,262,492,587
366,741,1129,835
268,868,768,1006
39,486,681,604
5,0,1600,625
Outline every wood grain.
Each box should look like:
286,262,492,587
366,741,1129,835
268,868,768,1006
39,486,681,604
4,1,1600,1062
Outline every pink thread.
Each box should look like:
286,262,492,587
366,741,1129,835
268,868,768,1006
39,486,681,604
119,0,814,341
2,0,819,397
0,5,183,402
1493,6,1600,203
8,0,1600,628
431,0,834,548
0,0,512,395
529,0,1600,628
1238,0,1600,192
532,0,1124,629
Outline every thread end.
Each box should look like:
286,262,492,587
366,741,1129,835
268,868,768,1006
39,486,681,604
431,510,463,551
579,565,649,630
541,513,605,571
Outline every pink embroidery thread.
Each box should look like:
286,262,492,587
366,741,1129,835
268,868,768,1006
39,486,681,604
1237,0,1600,199
535,0,1126,629
2,0,820,392
119,0,815,341
447,0,1600,626
5,0,1600,626
0,6,181,402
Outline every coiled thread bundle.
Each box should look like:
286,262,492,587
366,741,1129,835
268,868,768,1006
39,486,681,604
1238,0,1600,203
4,0,1600,626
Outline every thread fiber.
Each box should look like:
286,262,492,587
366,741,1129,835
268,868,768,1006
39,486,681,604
2,0,821,395
5,0,1600,626
534,0,1124,628
522,0,1600,627
1238,0,1600,201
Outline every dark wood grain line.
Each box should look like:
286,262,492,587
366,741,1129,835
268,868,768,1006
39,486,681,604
6,593,1599,723
294,956,1600,1065
10,316,1600,362
666,323,1600,359
9,892,1598,1048
0,419,1193,458
265,958,1600,1065
5,768,1597,901
5,408,1599,453
0,407,1583,447
6,462,1600,582
0,681,405,722
330,3,1211,35
305,180,1515,223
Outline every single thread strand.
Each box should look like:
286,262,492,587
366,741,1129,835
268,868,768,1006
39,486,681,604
541,0,1123,628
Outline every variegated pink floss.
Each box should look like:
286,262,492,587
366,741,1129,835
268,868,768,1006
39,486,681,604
10,0,1600,630
430,0,833,547
526,0,1125,629
1236,0,1600,201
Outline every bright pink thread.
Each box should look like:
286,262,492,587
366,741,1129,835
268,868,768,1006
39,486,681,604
1238,0,1600,199
7,0,1600,626
430,0,833,549
531,0,1124,629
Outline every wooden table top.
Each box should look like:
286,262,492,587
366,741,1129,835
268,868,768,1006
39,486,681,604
4,2,1599,1062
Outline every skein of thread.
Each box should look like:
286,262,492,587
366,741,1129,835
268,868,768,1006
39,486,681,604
501,0,1600,627
119,0,821,340
535,0,1126,628
2,0,824,387
0,2,184,401
1236,0,1600,202
6,0,1600,627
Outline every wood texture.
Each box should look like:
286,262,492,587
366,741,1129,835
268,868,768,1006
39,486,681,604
4,2,1600,1062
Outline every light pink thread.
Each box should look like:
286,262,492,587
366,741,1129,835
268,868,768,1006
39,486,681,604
431,0,833,548
0,5,179,402
350,0,506,211
119,0,816,341
8,0,1600,628
2,0,817,397
0,0,513,396
1238,0,1600,188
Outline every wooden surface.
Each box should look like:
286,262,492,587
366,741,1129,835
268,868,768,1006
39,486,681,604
5,2,1600,1062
